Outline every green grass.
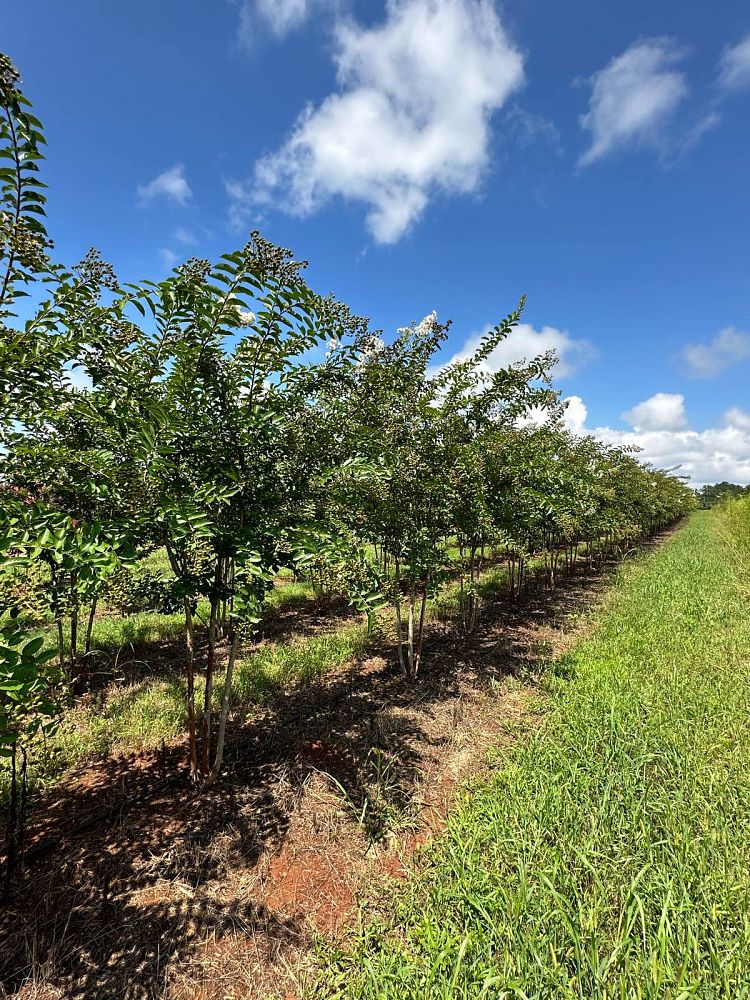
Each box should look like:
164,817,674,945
717,495,750,585
326,511,750,999
2,614,368,799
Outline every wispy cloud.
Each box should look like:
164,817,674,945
680,326,750,378
174,227,198,245
578,38,689,167
237,0,314,44
718,32,750,91
137,164,192,206
159,247,179,268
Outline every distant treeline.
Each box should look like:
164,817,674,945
696,482,750,508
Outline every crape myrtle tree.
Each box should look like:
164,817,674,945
42,238,371,782
0,48,372,785
329,301,558,679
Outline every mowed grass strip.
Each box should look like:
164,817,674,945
327,511,750,999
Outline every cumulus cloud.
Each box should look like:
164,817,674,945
725,406,750,432
622,392,688,433
681,326,750,377
137,165,192,206
561,394,589,434
718,33,750,91
546,393,750,487
439,322,596,381
234,0,525,242
578,38,689,166
595,411,750,487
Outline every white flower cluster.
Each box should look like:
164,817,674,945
415,310,439,336
361,335,385,358
237,309,256,328
398,311,439,339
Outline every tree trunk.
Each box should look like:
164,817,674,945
394,559,406,676
183,598,198,780
70,572,79,679
201,560,222,776
413,584,428,678
212,625,240,781
407,586,415,680
85,598,97,655
3,743,18,901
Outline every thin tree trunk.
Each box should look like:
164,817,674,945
56,618,65,673
394,559,406,675
212,625,240,781
413,585,428,678
467,545,478,634
18,746,26,878
3,743,17,901
70,572,79,679
201,561,222,776
407,587,415,680
184,598,198,780
85,598,97,655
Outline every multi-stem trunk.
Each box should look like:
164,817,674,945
406,585,415,680
2,742,18,901
166,541,198,779
468,544,479,633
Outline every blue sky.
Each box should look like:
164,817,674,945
4,0,750,483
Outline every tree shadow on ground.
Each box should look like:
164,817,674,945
0,540,663,999
74,591,361,698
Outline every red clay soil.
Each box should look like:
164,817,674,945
0,552,634,1000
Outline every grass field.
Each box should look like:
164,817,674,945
326,511,750,998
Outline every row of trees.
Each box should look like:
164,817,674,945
0,50,695,871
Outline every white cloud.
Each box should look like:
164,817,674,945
718,33,750,91
725,406,750,432
522,389,750,487
236,0,525,242
137,165,192,206
237,0,312,42
561,394,588,434
622,392,688,433
442,322,596,381
174,227,198,246
159,247,179,267
578,38,689,166
550,394,750,487
681,326,750,378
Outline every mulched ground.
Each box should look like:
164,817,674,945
0,550,646,1000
